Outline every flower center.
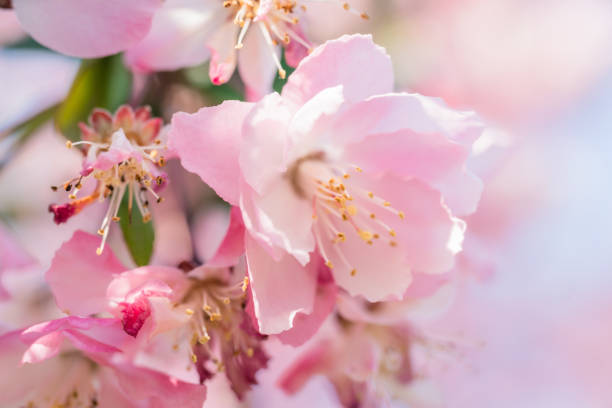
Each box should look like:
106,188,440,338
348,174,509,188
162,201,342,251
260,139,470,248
223,0,368,78
49,106,166,255
294,156,405,276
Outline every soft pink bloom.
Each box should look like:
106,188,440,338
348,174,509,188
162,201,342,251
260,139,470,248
48,105,168,254
125,0,369,100
279,321,422,407
46,230,269,400
169,34,483,335
10,0,162,58
0,315,206,408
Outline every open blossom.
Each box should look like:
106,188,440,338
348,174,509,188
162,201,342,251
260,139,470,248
279,321,418,407
125,0,368,99
169,34,483,335
0,316,207,408
48,105,167,255
46,230,268,400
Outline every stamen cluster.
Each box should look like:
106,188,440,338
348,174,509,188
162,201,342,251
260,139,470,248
48,105,166,254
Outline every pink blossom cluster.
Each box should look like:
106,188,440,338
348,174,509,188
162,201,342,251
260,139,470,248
0,2,493,407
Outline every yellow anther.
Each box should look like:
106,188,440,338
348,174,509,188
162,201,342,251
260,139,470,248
326,260,334,269
96,247,103,255
185,308,194,315
368,192,374,198
358,230,373,241
390,241,398,247
199,335,210,344
370,213,376,219
222,297,231,305
389,229,396,237
398,211,405,220
347,205,358,216
242,276,249,292
350,269,357,276
343,174,350,179
246,348,254,358
383,201,391,207
191,353,198,363
65,140,73,149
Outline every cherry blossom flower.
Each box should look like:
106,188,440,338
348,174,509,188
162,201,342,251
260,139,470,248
169,34,483,335
8,0,162,58
48,105,167,255
125,0,369,100
0,316,206,408
279,321,427,407
46,230,269,400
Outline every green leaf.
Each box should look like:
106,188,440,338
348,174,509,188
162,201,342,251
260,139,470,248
55,54,132,141
118,192,155,267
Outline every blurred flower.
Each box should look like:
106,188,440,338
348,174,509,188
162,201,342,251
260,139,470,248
169,34,483,336
383,0,612,124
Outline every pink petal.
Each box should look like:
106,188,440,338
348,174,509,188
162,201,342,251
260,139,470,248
239,92,293,194
207,20,239,85
278,340,333,394
13,0,162,58
45,231,126,316
207,206,246,267
282,34,393,105
169,100,254,205
110,362,207,408
368,175,465,275
317,213,413,302
21,331,64,364
277,271,337,347
245,234,317,334
124,0,219,72
286,85,346,163
337,93,483,216
21,317,124,363
240,179,314,265
237,27,279,101
106,266,186,303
